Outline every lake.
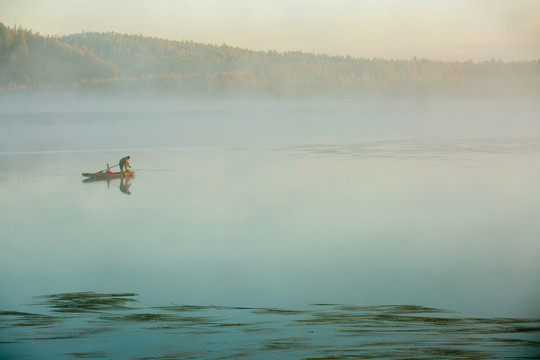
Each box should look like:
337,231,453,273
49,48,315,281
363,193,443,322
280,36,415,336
1,99,539,358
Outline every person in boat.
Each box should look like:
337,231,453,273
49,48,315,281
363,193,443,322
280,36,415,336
119,156,131,174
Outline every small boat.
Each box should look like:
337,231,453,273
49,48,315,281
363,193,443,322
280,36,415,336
82,171,135,180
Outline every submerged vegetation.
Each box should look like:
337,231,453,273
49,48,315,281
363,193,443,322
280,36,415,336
1,22,539,98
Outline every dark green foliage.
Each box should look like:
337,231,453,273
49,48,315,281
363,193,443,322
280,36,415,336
0,23,118,90
1,22,539,97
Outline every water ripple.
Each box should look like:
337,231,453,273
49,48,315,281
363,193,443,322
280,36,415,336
1,292,539,359
280,137,540,161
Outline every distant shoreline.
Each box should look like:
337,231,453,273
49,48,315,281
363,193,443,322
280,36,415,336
2,22,539,99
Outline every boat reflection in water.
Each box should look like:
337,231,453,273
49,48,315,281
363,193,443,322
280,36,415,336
82,173,133,195
120,176,131,195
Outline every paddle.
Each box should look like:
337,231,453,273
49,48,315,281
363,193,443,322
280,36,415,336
97,163,119,173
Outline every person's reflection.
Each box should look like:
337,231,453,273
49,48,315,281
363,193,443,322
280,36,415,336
120,176,131,195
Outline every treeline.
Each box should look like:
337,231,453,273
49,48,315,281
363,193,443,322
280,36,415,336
1,22,539,98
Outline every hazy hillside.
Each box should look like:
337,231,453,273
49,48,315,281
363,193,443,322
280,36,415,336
1,22,539,98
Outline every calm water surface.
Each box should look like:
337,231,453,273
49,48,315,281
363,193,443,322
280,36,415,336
1,100,539,358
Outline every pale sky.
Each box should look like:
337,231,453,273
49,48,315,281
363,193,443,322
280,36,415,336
1,0,539,61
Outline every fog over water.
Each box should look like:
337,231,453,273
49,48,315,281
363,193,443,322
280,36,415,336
1,98,540,358
1,98,539,152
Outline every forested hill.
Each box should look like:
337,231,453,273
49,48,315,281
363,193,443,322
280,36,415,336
1,22,539,98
